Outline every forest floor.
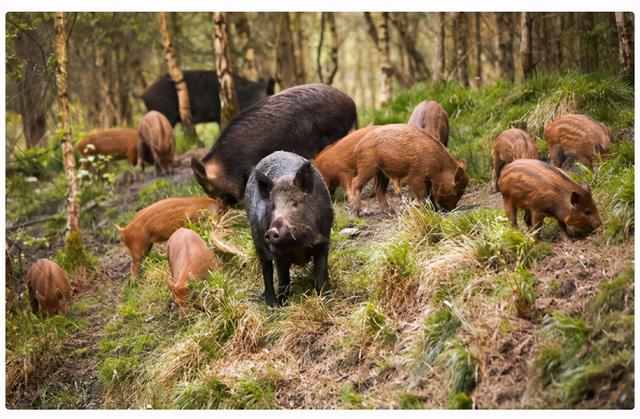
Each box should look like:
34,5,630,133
6,156,634,409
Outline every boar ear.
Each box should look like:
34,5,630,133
570,191,584,207
581,183,592,194
458,159,467,170
454,165,466,185
255,171,274,199
294,162,314,194
191,158,207,180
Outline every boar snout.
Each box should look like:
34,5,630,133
264,218,291,248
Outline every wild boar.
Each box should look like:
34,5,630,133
76,128,152,167
121,196,223,279
311,125,378,199
544,114,613,170
25,259,71,316
498,159,602,238
245,151,333,307
492,128,539,192
141,70,275,126
408,100,449,146
166,228,215,312
350,124,468,214
192,83,357,207
138,111,176,175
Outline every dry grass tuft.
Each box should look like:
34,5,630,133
273,294,336,353
223,302,267,355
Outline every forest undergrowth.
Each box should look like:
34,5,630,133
5,72,634,409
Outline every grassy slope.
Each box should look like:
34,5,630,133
5,71,634,409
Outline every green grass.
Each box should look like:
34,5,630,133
528,268,634,407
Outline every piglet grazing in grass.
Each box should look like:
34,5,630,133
166,228,215,313
498,159,602,238
492,128,539,192
76,128,152,168
138,110,176,175
245,151,333,307
26,259,71,316
120,196,223,279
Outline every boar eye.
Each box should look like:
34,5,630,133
291,201,298,208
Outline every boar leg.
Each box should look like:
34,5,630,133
407,177,428,207
313,243,330,296
524,209,532,228
27,284,39,314
548,146,566,168
274,257,292,305
374,174,391,213
492,159,504,193
503,200,518,228
260,258,277,307
350,165,377,215
529,212,545,238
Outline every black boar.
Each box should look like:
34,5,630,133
245,151,334,307
141,70,275,126
498,159,602,238
192,83,357,207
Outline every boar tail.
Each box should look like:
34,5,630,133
113,223,125,232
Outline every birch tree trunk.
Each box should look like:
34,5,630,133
455,13,469,87
317,12,339,85
158,12,197,141
496,12,515,81
53,12,80,236
212,12,239,130
614,12,634,78
380,12,393,104
520,12,534,78
434,12,445,83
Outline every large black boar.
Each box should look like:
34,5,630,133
192,83,357,207
141,70,276,126
245,151,334,307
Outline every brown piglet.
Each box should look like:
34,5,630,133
350,124,468,214
544,114,613,170
120,196,223,279
138,110,176,175
76,128,152,167
407,100,449,146
25,259,71,316
166,228,215,312
492,128,539,192
311,125,377,199
498,159,602,238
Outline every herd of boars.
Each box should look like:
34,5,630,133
29,82,611,315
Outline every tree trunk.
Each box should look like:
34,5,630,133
520,12,533,78
232,12,259,82
293,12,306,84
380,12,393,104
496,12,515,81
53,12,80,236
390,12,429,81
475,13,482,86
212,12,240,130
14,28,50,149
455,13,469,87
434,12,445,83
158,12,197,141
317,12,339,85
275,12,299,89
615,12,634,78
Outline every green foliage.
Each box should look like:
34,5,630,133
395,392,424,409
414,307,460,367
222,375,277,409
136,178,205,211
53,230,98,275
99,356,139,383
443,340,478,396
380,239,418,281
171,377,231,409
340,384,368,409
530,268,634,407
349,301,396,346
